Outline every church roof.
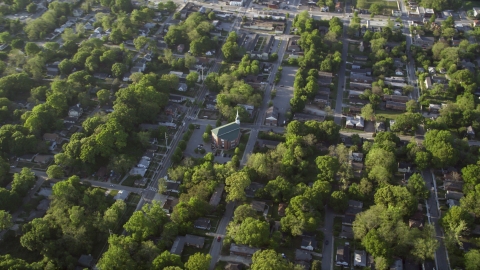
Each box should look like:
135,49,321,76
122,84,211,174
211,122,240,141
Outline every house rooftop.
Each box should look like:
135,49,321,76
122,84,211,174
211,122,240,141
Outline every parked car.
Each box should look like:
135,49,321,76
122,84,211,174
217,236,221,242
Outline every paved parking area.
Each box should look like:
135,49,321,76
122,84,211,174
273,65,297,124
184,124,233,163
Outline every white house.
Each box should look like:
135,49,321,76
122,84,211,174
354,250,367,267
137,157,150,168
395,68,404,76
229,0,243,6
474,7,480,17
94,27,103,34
178,83,188,92
68,105,83,118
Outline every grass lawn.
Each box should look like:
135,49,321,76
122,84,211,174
354,0,398,14
122,175,141,187
375,110,402,121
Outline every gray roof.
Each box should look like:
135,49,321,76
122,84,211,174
250,200,266,212
209,184,224,206
295,249,312,262
78,254,94,267
166,182,180,191
348,200,363,209
230,244,260,256
185,234,205,247
301,236,317,249
170,236,185,255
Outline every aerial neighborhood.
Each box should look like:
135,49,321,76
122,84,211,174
2,0,480,269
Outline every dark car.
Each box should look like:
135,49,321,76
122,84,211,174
217,236,221,242
325,240,329,245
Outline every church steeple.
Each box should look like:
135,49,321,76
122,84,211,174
235,109,240,124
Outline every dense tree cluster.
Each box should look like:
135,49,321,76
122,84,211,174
289,12,343,112
165,12,217,56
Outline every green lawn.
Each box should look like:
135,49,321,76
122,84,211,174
121,175,141,187
375,110,402,121
354,0,398,14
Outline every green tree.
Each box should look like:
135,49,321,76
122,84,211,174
329,191,348,212
465,249,480,270
97,89,110,105
186,72,199,88
97,235,137,270
374,185,416,216
407,173,429,199
112,62,127,77
231,217,270,247
25,42,41,56
11,39,24,50
11,168,36,197
46,165,64,179
184,253,211,270
0,210,12,230
251,249,292,270
233,204,257,223
315,156,339,182
369,3,383,15
225,171,251,202
152,251,183,270
423,130,458,168
361,104,375,120
58,59,74,75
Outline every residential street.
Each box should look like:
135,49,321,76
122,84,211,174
208,202,235,270
423,170,450,270
334,18,349,125
321,206,335,270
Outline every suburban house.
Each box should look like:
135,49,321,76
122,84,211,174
376,121,386,132
318,72,334,86
424,77,433,89
166,182,180,193
130,167,147,177
257,139,281,149
446,191,464,201
474,7,480,17
293,113,325,122
77,254,94,269
348,151,363,162
300,236,317,251
194,218,211,230
68,105,83,118
345,116,365,130
342,215,355,226
386,101,407,111
395,68,404,76
178,83,188,92
137,157,150,168
429,103,441,113
169,95,186,103
354,250,367,267
265,106,279,126
287,36,301,52
114,190,130,201
245,34,274,60
250,200,267,212
230,244,260,257
185,234,205,248
348,200,363,209
313,93,329,105
131,58,147,73
414,34,434,49
398,162,412,173
17,154,37,162
443,181,464,192
467,126,475,139
245,182,264,198
211,111,241,150
46,61,60,77
339,225,354,239
294,249,312,269
33,155,53,164
336,243,350,266
209,184,224,207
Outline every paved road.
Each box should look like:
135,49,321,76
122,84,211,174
208,202,235,270
334,19,349,125
422,170,450,270
321,206,335,270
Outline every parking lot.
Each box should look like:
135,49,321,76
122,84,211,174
184,123,233,163
272,65,297,124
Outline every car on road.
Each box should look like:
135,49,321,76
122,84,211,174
280,85,284,87
325,240,329,245
217,236,221,242
110,184,114,187
195,125,200,129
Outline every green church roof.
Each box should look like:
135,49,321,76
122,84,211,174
211,122,240,141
